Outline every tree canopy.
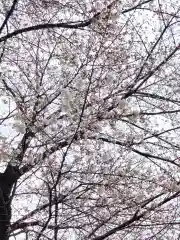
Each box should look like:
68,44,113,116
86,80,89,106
0,0,180,239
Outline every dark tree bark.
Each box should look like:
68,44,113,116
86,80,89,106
0,164,21,240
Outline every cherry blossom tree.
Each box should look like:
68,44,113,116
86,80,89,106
0,0,180,239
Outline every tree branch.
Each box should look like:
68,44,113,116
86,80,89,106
0,0,19,35
0,0,154,43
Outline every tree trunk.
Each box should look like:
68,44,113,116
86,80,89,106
0,178,12,239
0,164,21,240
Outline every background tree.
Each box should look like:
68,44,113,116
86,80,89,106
0,0,180,239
